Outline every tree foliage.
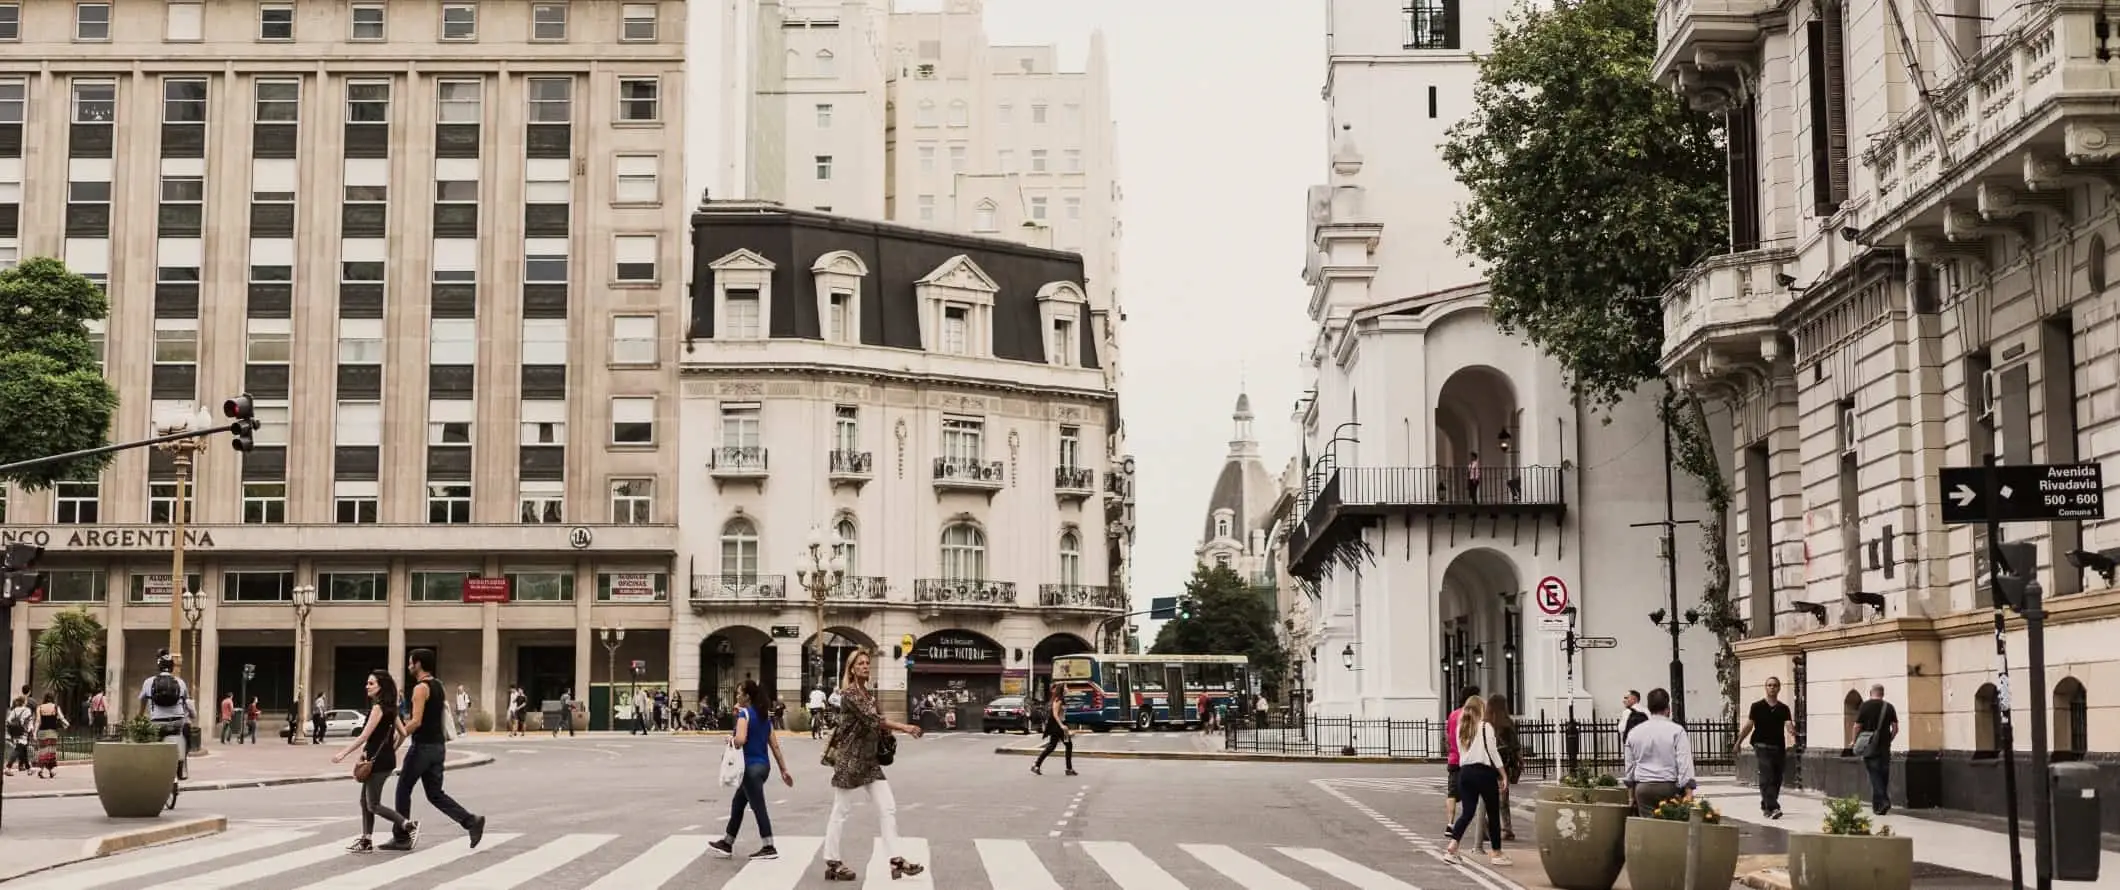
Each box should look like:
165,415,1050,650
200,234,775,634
1151,564,1285,694
1442,0,1744,715
0,257,119,490
33,607,105,716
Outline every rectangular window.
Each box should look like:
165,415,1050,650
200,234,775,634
76,2,110,40
254,78,299,122
531,2,565,40
815,155,833,180
528,76,571,123
614,154,659,204
1032,103,1048,124
1403,0,1460,49
347,80,390,123
165,1,201,40
998,150,1014,173
154,318,200,363
0,79,23,122
723,290,761,339
518,480,562,524
319,571,387,602
246,317,292,363
942,416,983,460
1060,425,1082,468
828,293,851,342
917,144,936,172
525,249,567,285
333,480,379,524
508,571,574,602
253,399,290,446
720,404,760,449
596,573,667,604
1051,318,1075,365
410,571,472,603
162,78,207,123
241,482,288,524
350,3,385,40
1031,149,1048,173
1065,196,1082,219
437,79,481,124
440,2,477,40
429,318,476,364
834,405,859,452
611,397,655,445
611,314,657,364
258,3,294,40
611,479,653,524
621,2,657,41
222,571,294,603
334,401,382,446
617,77,659,122
72,79,115,123
1065,149,1082,172
917,195,935,222
44,571,106,604
614,234,657,282
942,305,969,355
0,4,19,41
520,318,567,365
338,318,385,364
1031,196,1048,220
428,398,473,445
1427,85,1439,118
520,399,565,444
426,483,472,524
55,481,99,524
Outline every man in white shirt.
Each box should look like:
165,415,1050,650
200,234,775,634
1622,688,1697,816
807,687,827,738
455,686,470,734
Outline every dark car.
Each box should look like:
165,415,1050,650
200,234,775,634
982,695,1035,733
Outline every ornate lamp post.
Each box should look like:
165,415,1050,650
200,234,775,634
794,526,848,691
288,584,315,743
179,588,204,743
600,626,625,729
153,406,211,679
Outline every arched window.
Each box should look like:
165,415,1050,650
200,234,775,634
917,99,936,127
947,99,969,127
1059,531,1081,587
1974,683,2000,754
2055,677,2088,754
1215,516,1232,539
815,49,835,75
973,200,996,232
721,517,759,579
1842,690,1864,749
835,518,859,575
941,523,985,580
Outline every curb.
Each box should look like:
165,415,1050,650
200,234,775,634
1,752,496,800
992,746,1443,765
89,814,227,857
1737,868,1791,890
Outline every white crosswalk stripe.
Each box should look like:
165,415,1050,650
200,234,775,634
28,828,1451,889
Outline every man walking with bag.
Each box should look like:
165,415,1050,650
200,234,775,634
385,649,487,852
1851,684,1899,815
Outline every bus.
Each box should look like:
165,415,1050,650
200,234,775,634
1049,654,1250,731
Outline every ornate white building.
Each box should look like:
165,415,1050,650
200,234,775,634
1289,0,1717,724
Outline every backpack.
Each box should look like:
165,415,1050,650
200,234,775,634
150,673,183,709
4,709,23,737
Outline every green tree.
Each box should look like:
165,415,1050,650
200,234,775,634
1151,565,1286,696
1441,0,1743,714
33,607,105,717
0,257,120,490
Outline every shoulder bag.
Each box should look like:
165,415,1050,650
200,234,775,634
876,731,897,766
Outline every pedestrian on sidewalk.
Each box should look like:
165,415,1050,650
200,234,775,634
1443,684,1480,834
455,686,470,736
312,693,328,744
817,649,925,882
1736,677,1796,819
386,649,487,852
88,691,106,740
333,669,415,853
1487,693,1523,842
5,696,31,775
245,698,261,743
1031,683,1076,777
219,694,236,744
808,686,827,739
33,693,68,778
708,679,792,861
1443,695,1512,867
556,689,577,737
1619,690,1649,741
1622,688,1696,817
1851,684,1900,815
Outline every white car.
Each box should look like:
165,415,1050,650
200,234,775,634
321,709,368,737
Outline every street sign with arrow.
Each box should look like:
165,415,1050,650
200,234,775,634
1575,636,1618,649
1938,462,2106,525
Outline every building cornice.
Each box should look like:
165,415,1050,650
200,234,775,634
1731,586,2120,659
679,361,1117,403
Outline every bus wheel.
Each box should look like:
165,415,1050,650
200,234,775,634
1135,712,1152,731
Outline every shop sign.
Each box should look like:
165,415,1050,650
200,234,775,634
462,577,511,604
136,574,183,604
606,573,660,603
918,632,999,665
1001,668,1028,696
0,528,216,549
770,624,802,639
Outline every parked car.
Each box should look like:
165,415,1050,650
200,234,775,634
982,696,1034,733
321,709,368,738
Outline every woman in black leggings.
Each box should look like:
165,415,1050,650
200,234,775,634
1031,685,1076,776
1444,695,1513,867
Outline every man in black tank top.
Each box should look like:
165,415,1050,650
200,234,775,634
383,649,487,851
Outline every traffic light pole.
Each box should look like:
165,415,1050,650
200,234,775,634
1983,453,2026,890
0,421,242,476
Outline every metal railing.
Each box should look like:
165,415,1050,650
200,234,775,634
1290,464,1567,569
933,457,1004,485
1402,0,1459,49
1037,583,1126,610
688,574,787,602
827,576,889,601
708,446,769,472
1225,715,1739,778
913,579,1018,607
1054,465,1095,491
828,450,872,475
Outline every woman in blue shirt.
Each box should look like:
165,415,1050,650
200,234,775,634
709,680,793,861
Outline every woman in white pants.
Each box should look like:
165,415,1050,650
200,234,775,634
818,648,925,881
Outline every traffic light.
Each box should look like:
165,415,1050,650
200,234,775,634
1991,541,2041,614
1177,597,1195,620
0,542,44,606
223,393,257,452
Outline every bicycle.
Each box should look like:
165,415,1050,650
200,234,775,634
152,719,190,811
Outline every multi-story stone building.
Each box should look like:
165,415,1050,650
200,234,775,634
1,0,689,731
679,201,1128,717
1656,0,2117,815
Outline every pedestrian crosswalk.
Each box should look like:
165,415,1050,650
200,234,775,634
14,827,1442,889
1314,777,1451,794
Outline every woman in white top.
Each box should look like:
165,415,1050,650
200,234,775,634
1444,695,1513,866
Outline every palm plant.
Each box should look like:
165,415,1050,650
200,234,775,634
32,607,105,718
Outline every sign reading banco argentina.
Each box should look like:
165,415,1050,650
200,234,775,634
0,527,217,549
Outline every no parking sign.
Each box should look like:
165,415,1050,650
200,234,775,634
1536,576,1570,615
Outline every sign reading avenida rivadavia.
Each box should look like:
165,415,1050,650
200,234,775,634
0,528,217,548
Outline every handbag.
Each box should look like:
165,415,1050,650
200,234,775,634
876,732,897,766
1850,730,1877,758
718,739,745,787
353,759,373,782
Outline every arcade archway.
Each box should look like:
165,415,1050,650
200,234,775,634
1438,547,1524,716
799,626,876,695
1032,633,1093,702
699,626,775,712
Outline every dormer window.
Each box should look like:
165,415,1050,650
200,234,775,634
810,250,867,344
1035,280,1089,367
1216,514,1232,539
942,305,970,354
915,255,999,357
1050,318,1076,367
707,248,775,341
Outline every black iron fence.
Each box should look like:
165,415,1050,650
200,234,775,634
1225,715,1739,779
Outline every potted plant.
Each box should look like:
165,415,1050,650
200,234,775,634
1787,795,1912,890
1624,794,1740,890
93,713,180,818
1535,773,1633,890
1540,768,1632,805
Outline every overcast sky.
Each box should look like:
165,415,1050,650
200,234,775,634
967,0,1325,620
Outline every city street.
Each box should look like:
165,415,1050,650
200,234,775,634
3,731,1527,889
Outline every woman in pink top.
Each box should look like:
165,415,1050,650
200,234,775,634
1443,684,1478,832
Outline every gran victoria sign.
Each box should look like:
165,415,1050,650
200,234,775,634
0,527,217,549
916,632,1000,665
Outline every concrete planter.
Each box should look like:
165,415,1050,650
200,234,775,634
1788,832,1915,890
92,742,179,818
1534,800,1630,890
1536,785,1630,805
1623,817,1740,890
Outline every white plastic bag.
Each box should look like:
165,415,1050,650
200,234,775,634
718,741,744,788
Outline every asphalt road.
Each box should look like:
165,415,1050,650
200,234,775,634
6,730,1537,889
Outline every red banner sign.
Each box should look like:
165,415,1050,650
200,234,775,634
462,577,511,604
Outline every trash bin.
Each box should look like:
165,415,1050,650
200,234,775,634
2051,760,2101,881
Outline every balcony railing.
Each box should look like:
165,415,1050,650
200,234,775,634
827,576,889,602
1658,246,1795,375
708,446,769,475
913,579,1017,608
689,574,787,603
1287,465,1568,578
1037,583,1126,611
1650,0,1770,84
1054,466,1095,495
932,457,1004,490
1401,0,1459,50
828,449,873,476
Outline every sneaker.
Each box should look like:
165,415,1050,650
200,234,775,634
1488,854,1515,867
467,815,487,850
750,845,780,861
403,821,420,845
707,839,735,859
377,837,413,853
345,838,374,853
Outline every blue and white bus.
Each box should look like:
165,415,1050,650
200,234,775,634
1049,653,1250,731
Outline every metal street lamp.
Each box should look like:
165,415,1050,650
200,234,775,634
794,526,848,690
1473,644,1486,668
288,584,316,744
600,626,625,729
153,406,211,680
1341,643,1355,672
179,589,204,746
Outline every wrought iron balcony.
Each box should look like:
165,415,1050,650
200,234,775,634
828,450,873,476
689,574,787,603
932,456,1005,492
1054,465,1095,501
913,579,1018,608
708,446,769,479
1038,583,1126,612
826,576,890,602
1286,465,1568,581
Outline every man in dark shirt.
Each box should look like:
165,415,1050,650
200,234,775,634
1735,676,1796,818
1852,684,1900,814
1620,690,1649,740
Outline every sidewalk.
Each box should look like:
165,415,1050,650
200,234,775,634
0,740,494,800
0,811,224,881
1693,777,2112,889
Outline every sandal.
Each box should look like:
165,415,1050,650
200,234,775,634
1489,854,1515,866
891,857,925,879
823,860,857,881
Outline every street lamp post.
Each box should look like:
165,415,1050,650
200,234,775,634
153,407,211,681
600,627,624,730
179,590,204,747
288,585,315,743
793,527,848,692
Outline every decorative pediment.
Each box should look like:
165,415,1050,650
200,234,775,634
918,254,999,293
709,248,776,272
1035,281,1087,304
811,250,869,276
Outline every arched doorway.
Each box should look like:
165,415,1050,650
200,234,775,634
799,626,875,696
907,629,1004,727
1032,633,1093,703
699,626,776,716
1435,365,1521,503
1438,547,1523,715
